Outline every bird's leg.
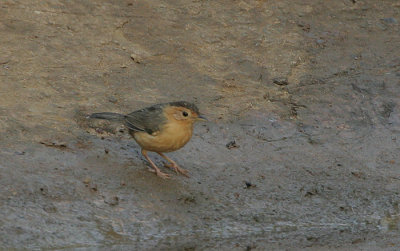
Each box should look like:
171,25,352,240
141,149,170,179
157,152,189,177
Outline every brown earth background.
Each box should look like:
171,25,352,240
1,0,400,250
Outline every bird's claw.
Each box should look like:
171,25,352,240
164,162,178,173
164,162,189,177
156,171,171,179
148,168,170,179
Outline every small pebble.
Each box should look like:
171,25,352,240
108,96,118,103
96,128,104,134
226,140,239,149
130,54,141,64
83,177,91,185
43,204,57,213
272,77,289,86
382,17,398,24
104,196,119,206
245,181,256,188
90,183,98,192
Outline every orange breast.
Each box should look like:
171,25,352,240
132,121,194,152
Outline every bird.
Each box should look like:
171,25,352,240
89,101,207,179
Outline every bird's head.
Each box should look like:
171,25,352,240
165,101,207,124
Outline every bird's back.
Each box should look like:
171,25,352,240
124,104,167,135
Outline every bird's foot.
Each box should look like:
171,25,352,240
148,168,171,179
164,163,189,177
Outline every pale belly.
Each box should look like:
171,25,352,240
131,123,193,153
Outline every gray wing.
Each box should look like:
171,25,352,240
124,104,166,135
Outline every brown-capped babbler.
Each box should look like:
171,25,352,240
90,101,207,179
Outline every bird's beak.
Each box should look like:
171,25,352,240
196,114,208,121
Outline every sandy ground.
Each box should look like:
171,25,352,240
1,0,400,250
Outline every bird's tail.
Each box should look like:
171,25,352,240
89,112,125,121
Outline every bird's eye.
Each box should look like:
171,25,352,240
182,111,188,117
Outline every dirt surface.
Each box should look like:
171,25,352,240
1,0,400,249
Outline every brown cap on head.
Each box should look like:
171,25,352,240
168,101,200,114
165,101,207,122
